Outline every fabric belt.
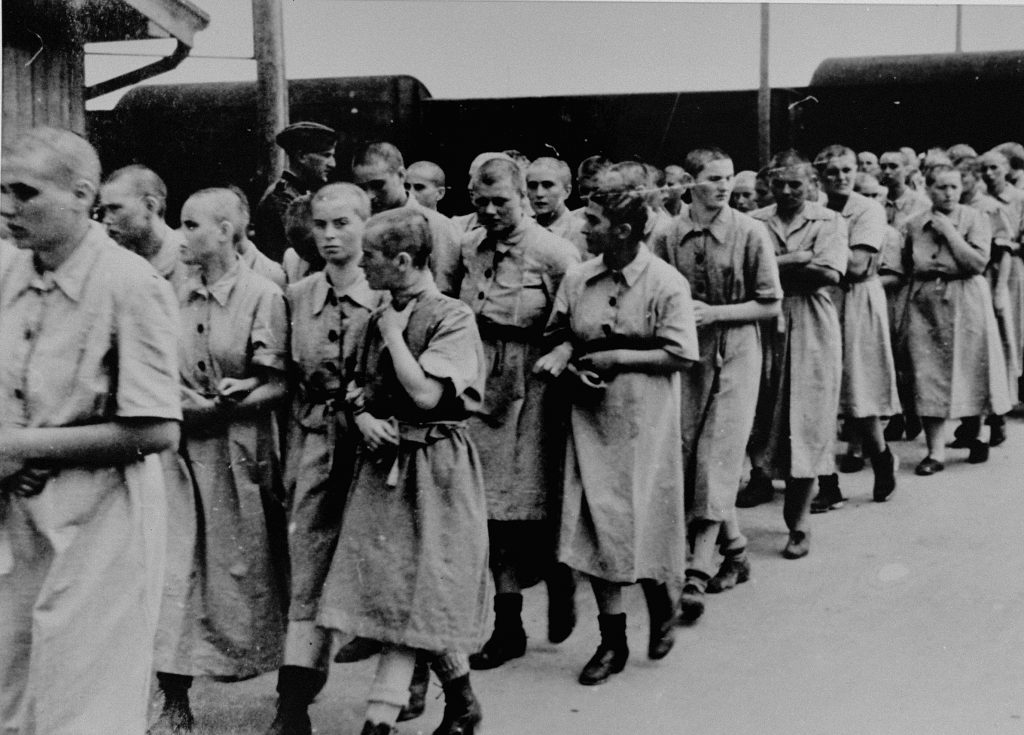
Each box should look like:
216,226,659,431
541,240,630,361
476,317,541,345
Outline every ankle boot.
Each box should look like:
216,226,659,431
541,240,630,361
545,562,577,644
469,593,526,670
949,416,980,448
883,414,905,442
578,613,628,685
871,446,898,502
263,666,325,735
432,674,482,735
810,473,845,514
149,673,194,735
707,546,751,593
677,570,709,625
359,722,397,735
640,580,676,660
397,654,430,722
735,468,774,508
987,414,1007,447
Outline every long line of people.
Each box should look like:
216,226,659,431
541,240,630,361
2,126,1022,735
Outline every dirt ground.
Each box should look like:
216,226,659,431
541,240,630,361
178,418,1024,735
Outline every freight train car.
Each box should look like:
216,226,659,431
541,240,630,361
86,49,1024,223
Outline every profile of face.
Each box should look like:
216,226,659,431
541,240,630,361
691,159,735,211
769,166,812,214
297,145,336,186
99,178,153,252
820,154,857,197
360,235,404,291
580,200,615,257
406,171,445,211
979,155,1008,190
526,165,570,218
0,150,92,254
877,153,907,189
311,196,366,266
472,175,524,238
754,176,773,208
957,163,979,199
857,152,880,177
353,158,407,214
179,196,228,266
927,170,962,214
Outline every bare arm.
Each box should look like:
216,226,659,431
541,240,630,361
845,246,874,280
695,299,780,326
379,304,445,410
932,214,988,275
577,348,691,377
1,418,179,465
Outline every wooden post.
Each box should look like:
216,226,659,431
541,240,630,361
955,5,963,53
252,0,288,197
757,3,770,167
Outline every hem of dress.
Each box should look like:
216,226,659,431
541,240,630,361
317,610,485,654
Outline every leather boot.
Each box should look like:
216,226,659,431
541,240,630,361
883,414,905,442
949,416,980,448
432,674,482,735
359,722,397,735
262,666,325,735
810,473,845,513
677,570,709,625
640,580,676,660
735,468,774,508
469,593,526,670
545,562,577,644
871,446,898,502
397,653,430,722
578,613,629,685
149,673,194,735
707,546,751,593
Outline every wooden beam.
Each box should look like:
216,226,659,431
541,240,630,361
758,3,770,167
252,0,288,196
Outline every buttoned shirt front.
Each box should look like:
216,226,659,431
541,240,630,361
901,205,991,277
884,187,931,230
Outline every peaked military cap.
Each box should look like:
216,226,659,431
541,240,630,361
275,122,337,153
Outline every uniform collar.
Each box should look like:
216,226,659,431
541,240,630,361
475,219,529,251
921,205,965,228
22,221,107,302
313,269,378,315
187,253,244,306
584,243,653,287
675,205,732,242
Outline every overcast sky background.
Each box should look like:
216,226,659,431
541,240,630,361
85,1,1024,109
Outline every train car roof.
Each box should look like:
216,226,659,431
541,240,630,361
811,49,1024,87
114,74,431,111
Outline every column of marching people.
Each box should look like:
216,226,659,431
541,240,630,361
2,125,1023,735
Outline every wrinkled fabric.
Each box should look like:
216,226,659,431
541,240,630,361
546,246,698,584
0,226,179,735
156,257,288,679
318,289,490,652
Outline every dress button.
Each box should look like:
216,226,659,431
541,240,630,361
328,330,339,342
477,292,485,300
484,269,493,278
609,297,617,306
23,329,32,340
13,388,24,400
695,252,705,264
197,360,206,371
197,324,204,333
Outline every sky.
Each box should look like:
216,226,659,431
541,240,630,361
84,1,1024,109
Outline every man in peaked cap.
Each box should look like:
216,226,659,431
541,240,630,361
254,121,337,262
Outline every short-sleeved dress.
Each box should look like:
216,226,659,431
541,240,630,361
989,186,1024,378
898,206,1011,418
546,246,698,584
750,202,849,479
834,192,901,418
651,206,782,522
155,256,289,679
457,219,580,522
317,287,490,653
284,270,383,620
0,224,181,735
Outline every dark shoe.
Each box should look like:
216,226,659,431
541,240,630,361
149,674,194,735
397,654,430,722
640,580,676,660
904,415,922,441
838,454,866,473
735,469,774,508
469,593,526,670
810,474,845,514
988,419,1007,447
578,613,628,685
263,666,325,735
883,414,905,442
967,440,990,464
545,563,577,644
707,549,751,593
782,530,810,559
871,447,899,502
333,636,381,663
432,674,482,735
360,723,397,735
676,570,709,625
914,457,945,476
